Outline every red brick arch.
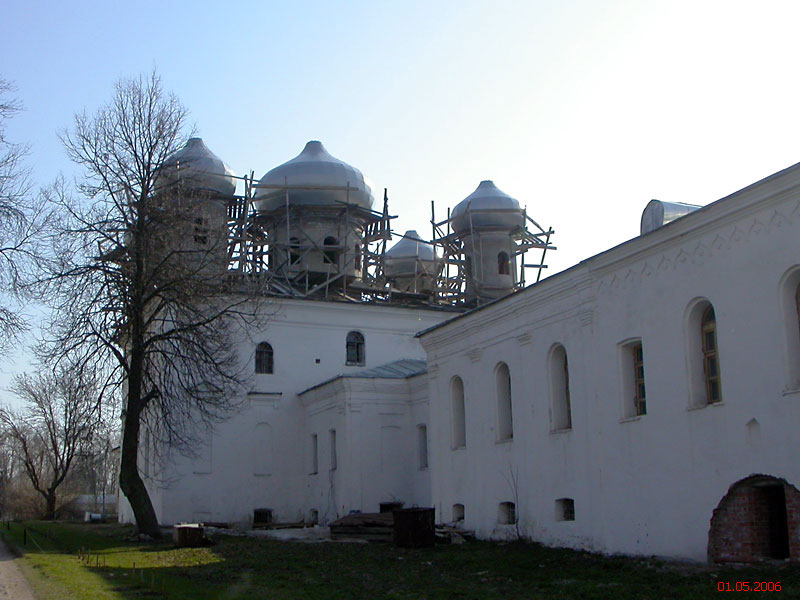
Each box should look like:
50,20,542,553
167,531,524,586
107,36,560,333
708,474,800,563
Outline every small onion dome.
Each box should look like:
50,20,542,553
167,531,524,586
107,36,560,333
253,141,373,213
640,200,701,235
385,230,437,277
156,137,236,196
450,180,525,234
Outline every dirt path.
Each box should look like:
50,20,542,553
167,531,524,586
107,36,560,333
0,539,36,600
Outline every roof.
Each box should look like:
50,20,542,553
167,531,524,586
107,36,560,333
416,158,800,338
299,359,427,395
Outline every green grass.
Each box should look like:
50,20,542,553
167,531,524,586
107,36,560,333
2,521,799,599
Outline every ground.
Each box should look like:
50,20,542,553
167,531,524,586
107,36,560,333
2,521,799,599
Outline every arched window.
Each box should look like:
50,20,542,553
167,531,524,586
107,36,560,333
495,362,513,440
346,331,365,366
702,306,722,404
323,236,338,265
497,251,510,275
778,269,800,390
796,283,800,336
796,283,800,337
354,244,361,271
255,342,273,374
549,344,572,430
686,299,722,407
451,376,466,448
464,256,473,278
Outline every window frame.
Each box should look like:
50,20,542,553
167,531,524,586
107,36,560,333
495,362,513,441
701,306,722,404
255,342,274,374
497,251,510,275
345,331,365,366
451,376,467,449
549,344,572,431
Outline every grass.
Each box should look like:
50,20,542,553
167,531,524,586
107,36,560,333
2,520,799,599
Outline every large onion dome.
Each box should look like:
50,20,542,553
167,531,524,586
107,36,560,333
253,141,374,213
155,137,236,196
385,230,437,278
450,180,525,234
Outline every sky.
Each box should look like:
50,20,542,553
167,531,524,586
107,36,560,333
2,0,800,398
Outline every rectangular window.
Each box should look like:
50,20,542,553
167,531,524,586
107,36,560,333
620,339,646,419
417,424,428,469
632,343,646,416
310,434,318,474
329,429,337,471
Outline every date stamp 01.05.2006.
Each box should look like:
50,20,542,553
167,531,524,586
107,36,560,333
717,581,781,592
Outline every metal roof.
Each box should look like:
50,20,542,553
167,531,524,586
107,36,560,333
253,140,374,212
156,137,236,196
299,359,426,396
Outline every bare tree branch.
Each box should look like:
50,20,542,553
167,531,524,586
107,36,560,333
36,70,264,537
0,367,99,518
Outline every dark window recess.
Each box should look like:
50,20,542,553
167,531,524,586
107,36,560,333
702,306,722,403
253,508,273,525
498,251,510,275
323,236,338,265
633,343,646,416
557,498,575,521
346,331,365,365
193,217,208,244
255,342,273,374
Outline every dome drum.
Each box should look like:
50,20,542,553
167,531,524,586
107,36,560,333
462,230,518,301
266,217,365,283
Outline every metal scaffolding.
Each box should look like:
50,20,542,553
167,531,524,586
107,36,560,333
429,200,556,306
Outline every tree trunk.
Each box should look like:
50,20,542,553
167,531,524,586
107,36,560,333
118,366,162,538
43,491,56,520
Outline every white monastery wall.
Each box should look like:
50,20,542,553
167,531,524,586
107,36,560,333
421,165,800,560
300,372,432,523
122,299,448,526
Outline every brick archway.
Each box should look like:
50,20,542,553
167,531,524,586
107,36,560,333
708,474,800,563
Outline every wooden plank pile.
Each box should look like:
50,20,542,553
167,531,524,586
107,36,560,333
330,512,394,541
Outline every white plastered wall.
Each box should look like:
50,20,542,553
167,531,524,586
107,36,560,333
421,163,800,560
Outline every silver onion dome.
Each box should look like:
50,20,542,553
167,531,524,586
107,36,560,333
385,230,437,278
155,137,236,196
253,141,374,213
450,180,525,234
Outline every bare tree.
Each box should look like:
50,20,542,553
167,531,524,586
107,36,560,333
0,77,52,354
38,71,260,538
0,368,99,519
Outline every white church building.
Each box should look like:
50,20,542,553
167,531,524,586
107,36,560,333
120,138,800,564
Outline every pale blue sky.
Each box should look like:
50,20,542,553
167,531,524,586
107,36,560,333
2,0,800,395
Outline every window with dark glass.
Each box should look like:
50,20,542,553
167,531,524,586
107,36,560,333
193,217,208,244
702,306,721,403
255,342,273,374
498,251,510,275
346,331,365,366
633,343,646,416
323,236,338,265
